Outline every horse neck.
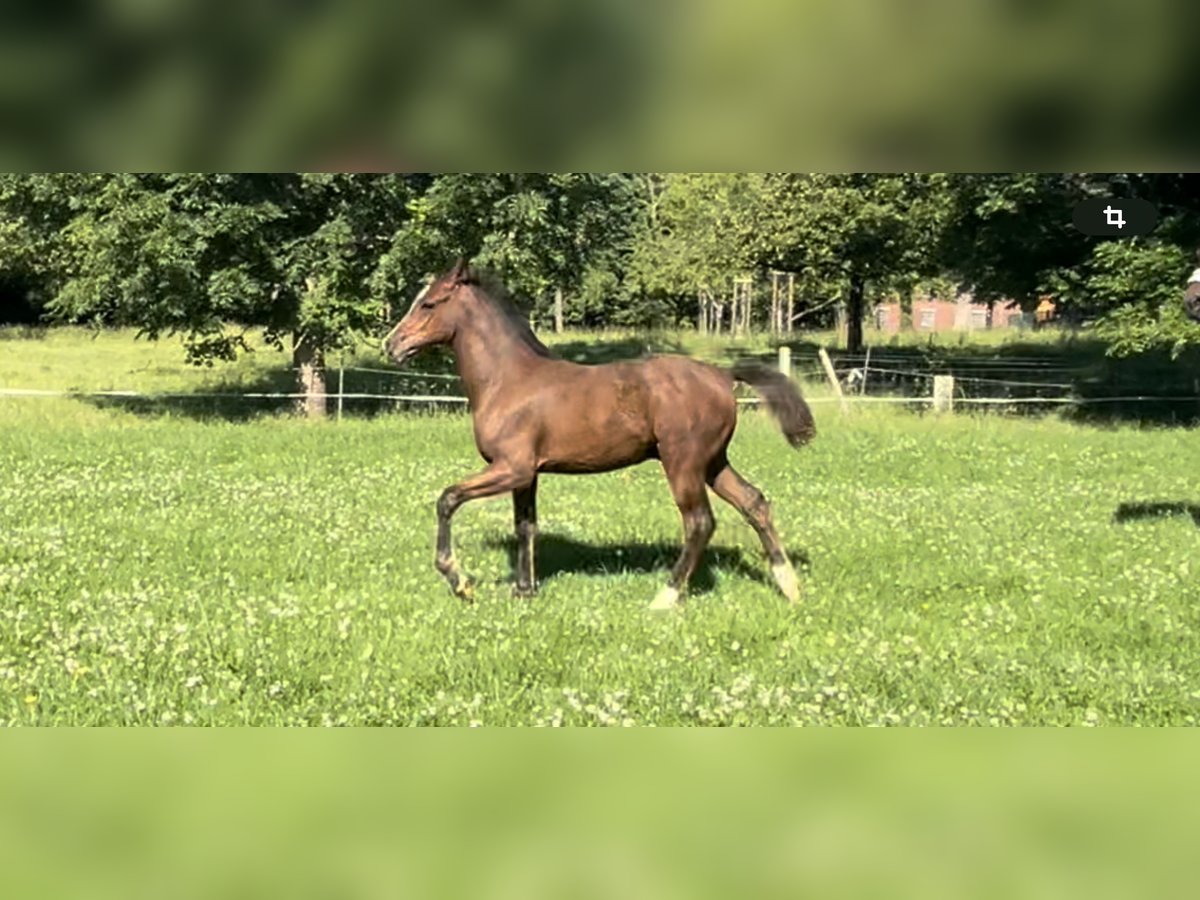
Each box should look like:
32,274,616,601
450,295,548,405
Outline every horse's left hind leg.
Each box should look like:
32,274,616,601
708,462,801,603
649,466,715,611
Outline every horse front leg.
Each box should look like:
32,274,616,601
512,476,539,598
436,463,534,602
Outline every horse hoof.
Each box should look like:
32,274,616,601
648,585,682,612
772,561,802,604
451,577,475,603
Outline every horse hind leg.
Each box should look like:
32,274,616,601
708,463,801,603
649,465,715,611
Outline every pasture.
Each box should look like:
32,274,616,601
3,328,1200,725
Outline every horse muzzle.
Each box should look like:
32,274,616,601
388,344,420,365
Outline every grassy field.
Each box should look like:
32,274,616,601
3,327,1200,725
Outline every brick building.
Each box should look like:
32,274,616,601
871,295,1055,334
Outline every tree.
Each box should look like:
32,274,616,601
939,173,1200,355
1,173,419,416
762,174,946,352
375,173,639,330
937,174,1094,313
625,173,770,332
0,174,103,323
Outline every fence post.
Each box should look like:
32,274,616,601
818,347,850,415
337,365,345,422
932,375,954,413
778,345,791,378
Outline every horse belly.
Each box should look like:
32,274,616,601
537,415,655,474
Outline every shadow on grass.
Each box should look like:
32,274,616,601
485,532,811,596
1113,502,1200,527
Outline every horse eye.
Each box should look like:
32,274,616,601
422,300,437,309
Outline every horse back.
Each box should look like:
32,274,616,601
476,355,735,474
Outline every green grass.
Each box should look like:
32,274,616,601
3,327,1200,725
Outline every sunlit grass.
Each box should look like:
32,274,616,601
3,327,1199,725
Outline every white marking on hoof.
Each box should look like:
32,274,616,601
772,561,801,604
648,585,682,611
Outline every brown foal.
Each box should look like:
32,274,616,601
383,259,816,610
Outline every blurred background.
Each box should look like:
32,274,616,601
1,733,1197,899
3,0,1199,169
4,3,1199,893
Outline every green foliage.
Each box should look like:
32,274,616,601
6,172,1200,360
628,173,765,294
939,174,1096,307
939,173,1200,355
1,174,420,363
1088,238,1199,357
376,173,639,321
623,173,948,335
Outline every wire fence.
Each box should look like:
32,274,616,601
0,364,470,417
5,353,1200,417
764,345,1200,419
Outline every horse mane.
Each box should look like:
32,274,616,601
463,268,556,359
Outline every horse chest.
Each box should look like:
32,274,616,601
472,415,521,462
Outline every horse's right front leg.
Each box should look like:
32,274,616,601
436,463,534,602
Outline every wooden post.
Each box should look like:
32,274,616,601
770,271,780,336
786,273,795,335
554,287,564,333
733,276,753,336
933,375,954,413
818,347,849,415
861,347,871,395
734,278,744,336
732,278,742,336
337,365,345,422
778,345,791,378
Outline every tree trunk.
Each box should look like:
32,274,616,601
697,290,708,334
733,281,749,337
293,334,327,419
847,273,865,354
554,287,564,333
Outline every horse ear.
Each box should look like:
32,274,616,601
451,257,471,284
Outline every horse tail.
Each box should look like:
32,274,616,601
731,360,816,449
